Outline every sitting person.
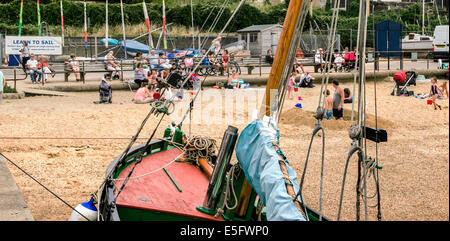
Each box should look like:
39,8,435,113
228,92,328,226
343,88,353,103
105,51,121,80
265,49,274,65
299,71,314,88
38,56,55,83
439,80,449,99
293,56,304,74
65,53,81,82
26,53,42,84
158,52,172,69
147,50,160,69
314,48,325,73
334,53,345,72
201,49,210,66
222,50,230,74
133,52,149,77
209,52,221,75
170,63,182,74
134,63,147,87
227,70,240,89
133,82,153,104
149,70,158,92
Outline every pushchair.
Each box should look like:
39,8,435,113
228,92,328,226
391,71,417,96
94,73,112,104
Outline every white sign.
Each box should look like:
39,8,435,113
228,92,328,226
5,36,63,56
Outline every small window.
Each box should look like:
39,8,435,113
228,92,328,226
420,37,430,41
250,33,258,43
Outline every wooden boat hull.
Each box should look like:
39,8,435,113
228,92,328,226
98,139,223,221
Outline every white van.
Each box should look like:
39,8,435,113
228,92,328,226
432,25,449,60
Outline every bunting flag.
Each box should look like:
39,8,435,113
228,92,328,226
37,0,41,36
60,0,64,46
18,0,23,36
84,0,88,51
163,0,167,49
120,0,127,58
143,0,154,49
105,0,109,48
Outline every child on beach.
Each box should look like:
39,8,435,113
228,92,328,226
287,72,297,100
39,56,55,83
430,77,442,110
324,89,333,120
439,80,449,99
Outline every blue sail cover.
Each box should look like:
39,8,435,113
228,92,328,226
235,119,306,221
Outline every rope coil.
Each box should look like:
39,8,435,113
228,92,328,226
183,136,218,166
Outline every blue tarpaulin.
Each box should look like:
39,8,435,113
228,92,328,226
235,119,306,221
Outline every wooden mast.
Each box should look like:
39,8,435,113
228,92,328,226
260,0,304,118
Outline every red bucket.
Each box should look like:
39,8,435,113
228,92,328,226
427,99,433,105
294,87,299,92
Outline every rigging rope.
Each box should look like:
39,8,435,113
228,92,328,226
294,0,341,221
0,152,90,221
199,0,231,50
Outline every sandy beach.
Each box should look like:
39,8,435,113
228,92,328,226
0,79,448,221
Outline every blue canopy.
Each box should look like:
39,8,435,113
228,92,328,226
120,40,168,56
100,38,120,46
235,119,306,221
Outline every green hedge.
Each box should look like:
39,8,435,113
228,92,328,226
0,0,447,49
0,0,281,35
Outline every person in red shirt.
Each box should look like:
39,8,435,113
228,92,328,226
38,56,55,83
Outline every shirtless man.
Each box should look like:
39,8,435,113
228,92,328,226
332,80,345,120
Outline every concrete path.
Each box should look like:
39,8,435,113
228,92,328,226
0,157,34,221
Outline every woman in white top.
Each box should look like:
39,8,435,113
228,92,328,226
158,52,171,69
19,41,30,73
314,48,325,73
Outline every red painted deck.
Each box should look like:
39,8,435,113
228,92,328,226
115,147,223,221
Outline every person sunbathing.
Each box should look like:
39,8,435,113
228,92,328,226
344,88,353,103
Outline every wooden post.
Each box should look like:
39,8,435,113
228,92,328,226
261,0,304,118
120,59,124,82
14,68,16,90
94,35,98,58
259,55,262,76
82,60,85,84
